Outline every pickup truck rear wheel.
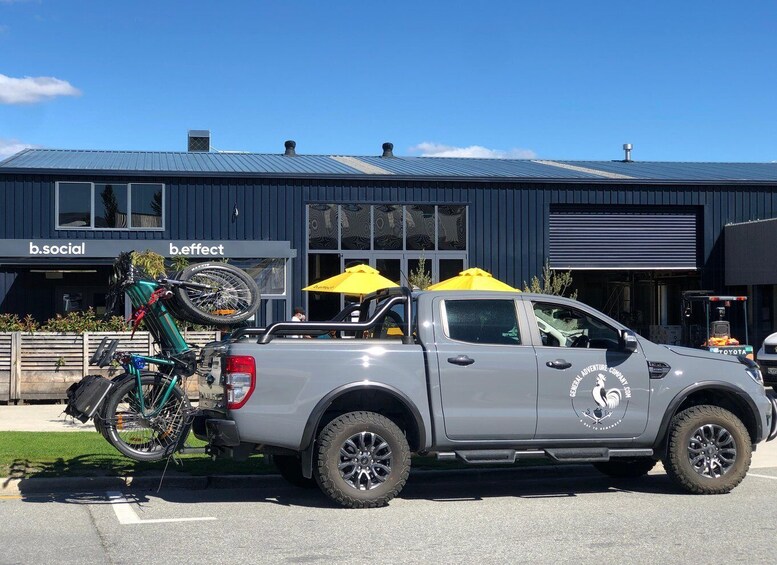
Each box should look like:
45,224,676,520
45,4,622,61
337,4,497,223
314,411,410,509
663,405,751,494
593,457,657,478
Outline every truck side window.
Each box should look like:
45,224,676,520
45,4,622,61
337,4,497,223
444,299,521,345
532,302,620,350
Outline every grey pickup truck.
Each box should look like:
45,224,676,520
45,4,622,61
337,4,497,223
193,287,777,508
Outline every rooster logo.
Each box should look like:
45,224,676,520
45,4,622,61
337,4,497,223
593,374,622,410
582,374,623,426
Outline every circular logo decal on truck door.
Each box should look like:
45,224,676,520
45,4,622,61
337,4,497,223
569,364,632,430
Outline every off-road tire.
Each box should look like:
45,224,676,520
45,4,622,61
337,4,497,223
172,262,260,326
593,457,657,478
314,411,411,509
273,454,318,489
101,373,190,462
663,405,751,494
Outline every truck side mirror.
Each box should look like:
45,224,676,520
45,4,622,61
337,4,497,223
620,329,638,353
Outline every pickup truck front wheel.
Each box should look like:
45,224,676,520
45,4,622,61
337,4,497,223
314,411,411,509
663,405,751,494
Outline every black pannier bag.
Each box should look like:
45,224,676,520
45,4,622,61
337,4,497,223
64,375,114,423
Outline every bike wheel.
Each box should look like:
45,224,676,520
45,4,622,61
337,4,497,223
172,263,260,326
101,373,190,462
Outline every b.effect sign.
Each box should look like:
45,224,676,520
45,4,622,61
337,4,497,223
169,243,225,256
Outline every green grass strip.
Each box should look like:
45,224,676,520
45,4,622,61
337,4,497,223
0,431,272,479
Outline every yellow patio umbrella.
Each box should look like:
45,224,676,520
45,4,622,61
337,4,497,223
427,267,518,292
302,264,399,296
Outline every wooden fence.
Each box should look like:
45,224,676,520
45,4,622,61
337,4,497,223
0,330,220,403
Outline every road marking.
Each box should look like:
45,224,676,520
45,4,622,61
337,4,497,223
748,473,777,481
107,491,216,525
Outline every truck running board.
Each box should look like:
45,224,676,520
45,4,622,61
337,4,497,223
443,449,546,464
545,447,654,463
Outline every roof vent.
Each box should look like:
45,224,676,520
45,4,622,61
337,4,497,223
381,142,394,158
188,130,211,152
623,143,633,162
284,140,296,156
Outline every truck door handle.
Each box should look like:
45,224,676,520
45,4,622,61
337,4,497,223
546,359,572,370
448,355,475,366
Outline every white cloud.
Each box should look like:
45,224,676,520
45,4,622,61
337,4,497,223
0,73,81,104
409,142,536,159
0,138,37,159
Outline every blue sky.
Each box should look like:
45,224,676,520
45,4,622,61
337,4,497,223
1,1,776,162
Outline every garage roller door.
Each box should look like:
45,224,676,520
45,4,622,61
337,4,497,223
549,210,697,270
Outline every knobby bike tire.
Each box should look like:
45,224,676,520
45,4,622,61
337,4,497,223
101,373,190,462
171,263,260,326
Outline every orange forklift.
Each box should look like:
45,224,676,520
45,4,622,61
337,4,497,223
681,291,754,358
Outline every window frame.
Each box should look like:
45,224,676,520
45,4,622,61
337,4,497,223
55,181,165,231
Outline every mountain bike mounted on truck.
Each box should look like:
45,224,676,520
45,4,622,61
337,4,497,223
65,251,260,461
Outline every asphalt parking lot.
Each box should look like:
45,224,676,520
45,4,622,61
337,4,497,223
2,464,777,565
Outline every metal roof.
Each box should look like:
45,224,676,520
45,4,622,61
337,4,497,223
2,148,777,182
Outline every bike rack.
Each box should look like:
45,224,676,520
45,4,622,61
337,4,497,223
90,337,120,368
231,287,414,345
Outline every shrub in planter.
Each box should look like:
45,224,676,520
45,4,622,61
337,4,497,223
40,309,129,333
0,313,40,332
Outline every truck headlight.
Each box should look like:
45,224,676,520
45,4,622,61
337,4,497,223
746,366,763,384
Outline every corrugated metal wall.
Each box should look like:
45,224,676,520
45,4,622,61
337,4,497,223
2,173,777,315
725,218,777,286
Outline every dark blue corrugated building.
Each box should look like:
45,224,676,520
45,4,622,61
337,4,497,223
1,137,776,347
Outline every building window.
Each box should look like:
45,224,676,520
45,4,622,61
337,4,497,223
438,205,467,250
308,204,338,249
57,182,92,228
406,205,436,250
95,183,128,228
341,204,371,250
130,183,164,228
308,204,468,255
306,203,468,320
230,258,287,297
56,182,164,230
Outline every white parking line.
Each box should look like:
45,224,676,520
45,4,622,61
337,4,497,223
748,473,777,481
107,491,217,525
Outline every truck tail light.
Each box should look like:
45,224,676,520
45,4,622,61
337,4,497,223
224,355,255,409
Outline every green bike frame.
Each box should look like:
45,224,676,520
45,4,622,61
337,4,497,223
123,355,180,418
124,279,192,418
125,279,190,354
